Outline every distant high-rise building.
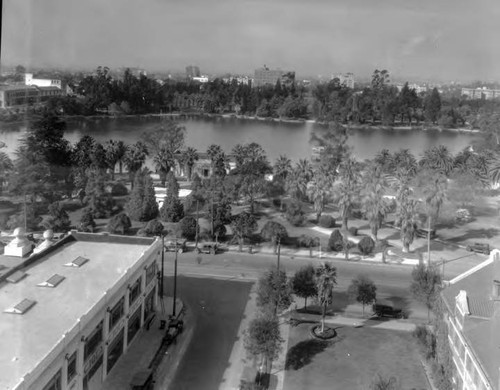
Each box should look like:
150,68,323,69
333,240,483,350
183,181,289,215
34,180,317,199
254,66,295,88
186,65,201,78
332,73,355,89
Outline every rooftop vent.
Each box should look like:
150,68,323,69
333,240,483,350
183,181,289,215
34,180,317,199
6,270,27,283
4,299,37,314
65,256,89,268
37,274,65,288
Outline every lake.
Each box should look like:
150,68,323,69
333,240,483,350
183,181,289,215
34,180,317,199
0,116,480,163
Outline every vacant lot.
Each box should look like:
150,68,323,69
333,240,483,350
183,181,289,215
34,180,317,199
284,324,428,390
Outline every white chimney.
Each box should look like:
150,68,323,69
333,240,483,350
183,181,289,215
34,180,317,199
4,228,33,257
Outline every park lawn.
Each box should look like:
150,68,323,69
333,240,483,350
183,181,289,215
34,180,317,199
284,324,428,390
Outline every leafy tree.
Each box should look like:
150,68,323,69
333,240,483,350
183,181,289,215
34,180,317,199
424,88,442,124
231,212,258,252
0,152,13,195
297,234,320,258
410,263,442,322
328,229,344,252
160,195,184,222
370,374,400,390
126,168,159,221
285,199,305,226
260,221,288,254
7,204,41,231
244,314,283,377
256,268,294,314
84,169,114,218
137,219,164,237
104,140,127,179
107,212,132,235
79,207,96,232
179,216,199,240
347,275,377,316
292,264,317,310
315,263,337,333
41,202,71,232
286,159,313,201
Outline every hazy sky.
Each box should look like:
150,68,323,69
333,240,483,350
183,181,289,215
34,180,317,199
3,0,500,81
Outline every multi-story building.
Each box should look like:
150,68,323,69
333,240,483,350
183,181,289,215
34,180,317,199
253,66,295,88
24,73,62,89
442,249,500,389
462,87,500,100
332,73,355,89
0,85,64,109
186,65,201,78
0,229,162,390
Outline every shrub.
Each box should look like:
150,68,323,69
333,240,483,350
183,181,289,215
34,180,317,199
413,325,436,360
285,200,305,226
142,219,164,237
79,208,96,232
107,213,132,235
214,223,227,241
328,229,344,251
110,182,128,196
348,226,358,236
455,208,472,224
179,216,199,240
358,236,375,255
319,215,335,228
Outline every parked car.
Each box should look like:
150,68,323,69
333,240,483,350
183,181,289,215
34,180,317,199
195,242,219,255
372,301,408,319
164,238,187,253
415,228,436,239
466,242,490,255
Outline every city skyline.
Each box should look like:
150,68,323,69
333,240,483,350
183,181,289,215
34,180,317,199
2,0,500,82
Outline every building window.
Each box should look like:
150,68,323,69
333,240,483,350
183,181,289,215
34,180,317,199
128,306,142,344
129,277,142,304
84,321,103,361
67,351,77,383
42,370,62,390
107,328,124,374
493,281,500,299
145,262,157,286
109,297,125,330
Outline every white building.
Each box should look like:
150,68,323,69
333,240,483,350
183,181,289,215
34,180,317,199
25,73,62,89
0,229,162,390
332,73,355,89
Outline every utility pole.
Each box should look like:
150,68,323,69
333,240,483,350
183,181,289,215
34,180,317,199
172,239,178,317
277,237,281,272
161,235,165,297
274,237,282,316
24,193,27,232
427,216,431,267
195,200,199,249
211,190,214,240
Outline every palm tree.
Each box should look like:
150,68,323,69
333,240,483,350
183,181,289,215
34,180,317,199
286,159,313,201
182,147,198,180
373,149,393,173
153,147,174,186
273,155,292,181
123,142,148,188
400,195,418,253
419,145,454,176
392,149,417,177
315,263,337,334
104,140,126,180
231,143,247,168
334,157,361,230
207,144,224,165
361,165,390,240
488,154,500,186
307,166,332,222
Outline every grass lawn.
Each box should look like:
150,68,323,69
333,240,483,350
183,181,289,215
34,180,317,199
284,324,428,390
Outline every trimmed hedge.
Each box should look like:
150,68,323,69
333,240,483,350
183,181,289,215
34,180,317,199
348,226,358,236
319,215,335,228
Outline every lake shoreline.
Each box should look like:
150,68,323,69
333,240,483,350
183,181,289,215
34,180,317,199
0,111,480,133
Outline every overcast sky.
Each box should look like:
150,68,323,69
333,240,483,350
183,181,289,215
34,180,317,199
2,0,500,82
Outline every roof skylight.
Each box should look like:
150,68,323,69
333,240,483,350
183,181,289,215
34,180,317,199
6,270,27,283
37,274,65,288
64,256,89,268
4,299,37,315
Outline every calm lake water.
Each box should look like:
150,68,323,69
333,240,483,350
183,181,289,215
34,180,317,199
0,116,480,163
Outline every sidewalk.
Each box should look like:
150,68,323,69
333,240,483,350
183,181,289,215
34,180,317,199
99,297,187,390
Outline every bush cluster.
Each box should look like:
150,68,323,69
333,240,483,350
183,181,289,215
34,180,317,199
348,226,358,236
328,229,344,251
357,236,375,255
110,182,128,196
318,215,335,228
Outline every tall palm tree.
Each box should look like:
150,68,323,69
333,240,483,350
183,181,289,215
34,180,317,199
273,155,292,181
182,147,198,180
231,143,247,169
361,164,390,240
400,197,418,253
153,147,174,186
286,159,313,201
414,170,448,229
307,166,332,222
123,142,148,188
315,263,337,334
207,144,224,166
392,149,417,177
334,157,361,230
488,154,500,186
373,149,393,173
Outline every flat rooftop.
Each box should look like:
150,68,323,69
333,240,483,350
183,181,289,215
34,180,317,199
0,232,157,390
